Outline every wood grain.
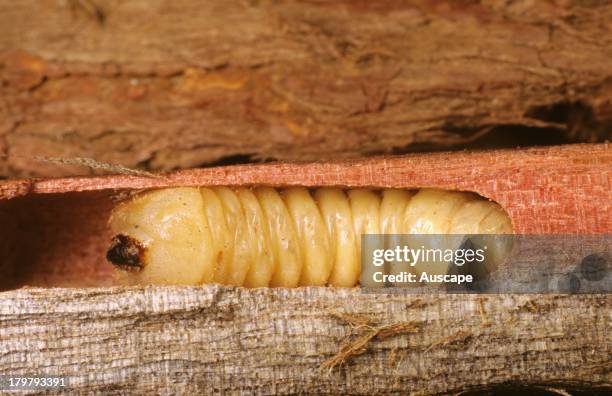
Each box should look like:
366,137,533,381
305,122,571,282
1,0,612,177
0,144,609,394
0,287,609,394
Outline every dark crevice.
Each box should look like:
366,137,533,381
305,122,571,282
200,153,276,168
526,101,584,124
525,100,612,143
399,100,611,156
394,124,573,155
204,153,257,167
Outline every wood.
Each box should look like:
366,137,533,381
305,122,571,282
0,144,610,393
0,287,609,394
1,0,612,177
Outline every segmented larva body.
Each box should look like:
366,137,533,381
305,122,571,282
107,187,512,287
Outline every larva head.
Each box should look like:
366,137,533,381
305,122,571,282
106,234,146,271
107,187,214,285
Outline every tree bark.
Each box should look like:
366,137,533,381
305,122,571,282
1,0,612,177
0,287,609,395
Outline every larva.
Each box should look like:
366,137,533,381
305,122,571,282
106,187,513,287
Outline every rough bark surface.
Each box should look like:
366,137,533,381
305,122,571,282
0,287,609,395
1,0,612,177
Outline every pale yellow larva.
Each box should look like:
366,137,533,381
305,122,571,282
106,187,513,287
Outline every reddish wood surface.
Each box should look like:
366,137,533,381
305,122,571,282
1,1,612,178
0,143,610,290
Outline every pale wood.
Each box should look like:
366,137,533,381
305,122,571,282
1,0,612,177
0,287,609,394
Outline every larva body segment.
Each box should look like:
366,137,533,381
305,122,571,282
200,188,233,285
214,187,252,286
314,188,359,287
348,189,381,288
254,187,302,287
475,204,515,271
404,189,472,277
282,187,333,286
236,188,275,288
380,189,414,286
107,187,513,287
